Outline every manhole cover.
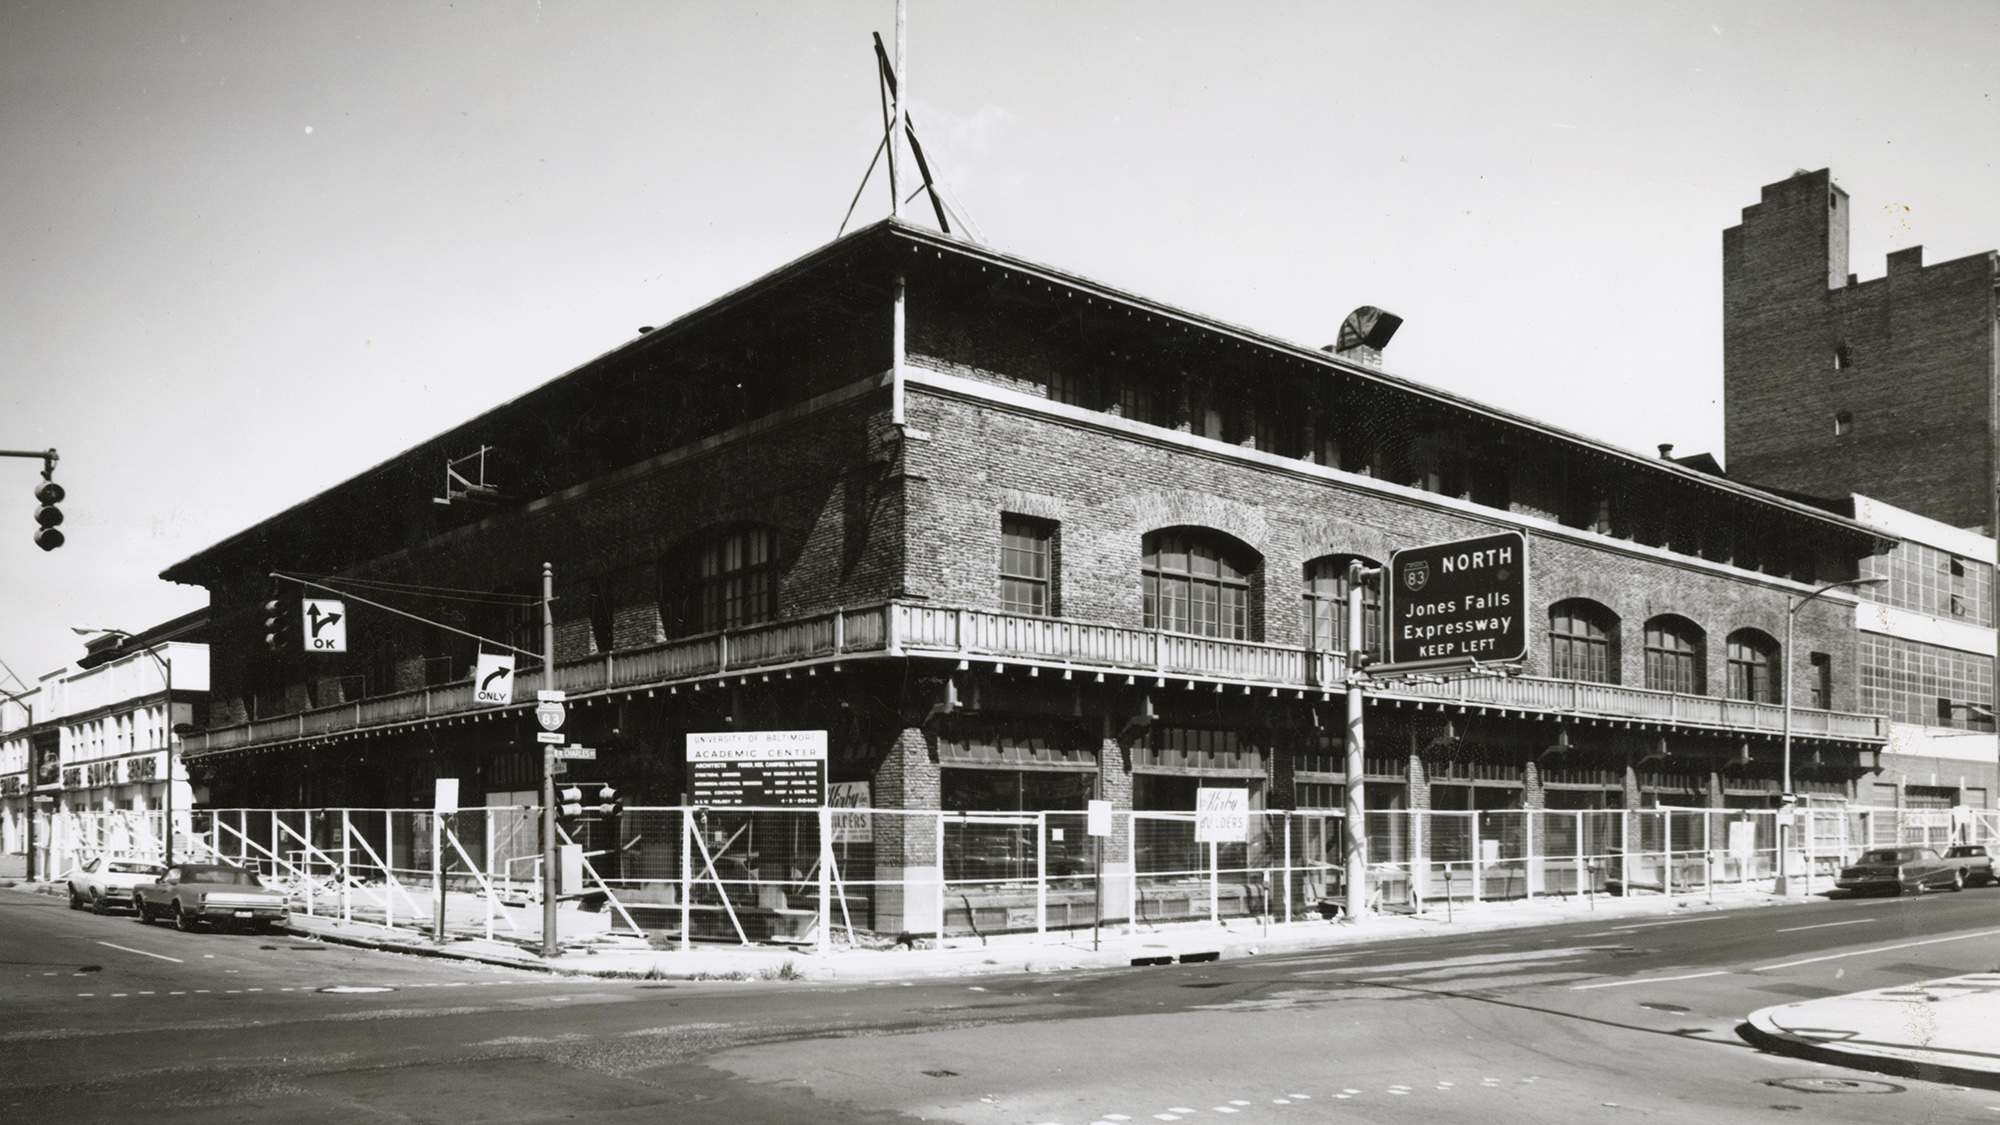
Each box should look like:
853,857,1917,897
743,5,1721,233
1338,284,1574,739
1761,1077,1904,1095
318,985,397,994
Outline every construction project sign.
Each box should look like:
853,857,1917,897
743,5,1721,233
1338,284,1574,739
1385,530,1528,669
687,730,827,807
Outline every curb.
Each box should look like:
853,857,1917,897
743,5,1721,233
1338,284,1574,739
1737,1010,2000,1092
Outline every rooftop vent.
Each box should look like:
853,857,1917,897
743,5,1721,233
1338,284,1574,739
1329,306,1402,369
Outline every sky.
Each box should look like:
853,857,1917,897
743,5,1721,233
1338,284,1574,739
1,0,1996,689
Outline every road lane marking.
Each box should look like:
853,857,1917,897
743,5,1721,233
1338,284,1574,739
1754,926,2000,971
1775,918,1876,933
95,941,184,963
1571,970,1729,990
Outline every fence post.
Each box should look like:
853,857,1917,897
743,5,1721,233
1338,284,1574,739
1574,810,1584,895
1525,811,1537,901
385,813,395,930
1620,808,1633,896
817,805,832,957
1471,813,1483,905
1283,811,1293,924
304,811,316,918
936,812,947,938
1036,811,1048,937
484,809,496,942
341,810,352,924
1208,836,1221,926
679,807,693,953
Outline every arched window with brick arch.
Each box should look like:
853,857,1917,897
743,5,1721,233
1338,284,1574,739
1303,554,1381,657
1142,528,1258,640
1726,628,1780,703
1549,599,1618,684
660,524,779,638
1642,615,1705,695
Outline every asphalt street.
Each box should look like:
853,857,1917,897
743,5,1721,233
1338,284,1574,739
7,883,2000,1123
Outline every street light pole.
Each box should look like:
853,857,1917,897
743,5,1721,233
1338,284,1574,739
1776,575,1887,895
73,629,177,866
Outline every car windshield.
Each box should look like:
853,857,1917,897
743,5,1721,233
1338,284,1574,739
107,862,165,875
1859,849,1917,864
1948,847,1984,857
182,867,262,886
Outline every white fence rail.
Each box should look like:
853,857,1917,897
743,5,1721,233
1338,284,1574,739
33,803,2000,949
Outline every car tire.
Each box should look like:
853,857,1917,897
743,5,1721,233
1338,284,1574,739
68,886,83,910
133,895,151,923
90,890,107,915
173,902,195,933
1952,870,1967,892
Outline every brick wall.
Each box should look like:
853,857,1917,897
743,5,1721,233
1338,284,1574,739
1724,168,1999,531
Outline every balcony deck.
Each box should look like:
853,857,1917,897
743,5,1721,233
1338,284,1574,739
182,602,1886,756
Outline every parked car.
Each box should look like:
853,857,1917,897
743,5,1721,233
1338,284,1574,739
1834,846,1963,895
67,857,167,914
1942,845,1995,887
132,863,290,933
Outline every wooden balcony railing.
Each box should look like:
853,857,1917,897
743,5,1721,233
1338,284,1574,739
182,601,1886,756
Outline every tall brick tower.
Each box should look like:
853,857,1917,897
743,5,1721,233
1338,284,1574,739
1723,168,2000,533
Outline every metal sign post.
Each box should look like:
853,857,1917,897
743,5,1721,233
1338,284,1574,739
433,778,458,943
539,562,560,959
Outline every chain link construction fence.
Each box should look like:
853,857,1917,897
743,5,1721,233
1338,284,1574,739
29,802,2000,948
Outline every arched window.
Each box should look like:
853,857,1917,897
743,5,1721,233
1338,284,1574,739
1642,616,1704,695
1304,555,1381,656
662,526,778,637
1142,529,1256,639
1726,629,1780,703
1549,599,1617,684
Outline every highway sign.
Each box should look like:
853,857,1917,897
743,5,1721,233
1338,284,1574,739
1384,530,1527,669
474,653,515,705
534,700,566,731
535,731,565,744
302,599,347,652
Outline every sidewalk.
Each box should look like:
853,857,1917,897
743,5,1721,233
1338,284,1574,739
11,875,1792,981
1744,974,2000,1091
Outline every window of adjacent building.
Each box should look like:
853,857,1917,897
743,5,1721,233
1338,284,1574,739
1549,600,1617,684
1642,616,1703,694
1304,555,1382,657
1809,651,1832,709
1833,411,1853,436
1725,629,1780,703
1950,556,1968,616
1143,529,1255,639
662,526,778,637
1860,633,1995,730
999,516,1054,616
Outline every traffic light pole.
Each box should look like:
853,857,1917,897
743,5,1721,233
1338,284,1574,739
541,561,559,959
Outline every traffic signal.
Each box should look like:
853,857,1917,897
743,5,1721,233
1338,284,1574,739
555,784,584,827
261,582,291,652
593,784,622,819
31,474,63,551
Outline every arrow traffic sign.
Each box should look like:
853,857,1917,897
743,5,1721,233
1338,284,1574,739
301,599,347,652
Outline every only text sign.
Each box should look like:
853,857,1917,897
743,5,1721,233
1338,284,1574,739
474,653,515,705
1386,530,1527,668
687,730,828,807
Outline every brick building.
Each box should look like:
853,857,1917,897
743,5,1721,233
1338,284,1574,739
1721,169,1999,815
1723,168,2000,534
163,220,1892,931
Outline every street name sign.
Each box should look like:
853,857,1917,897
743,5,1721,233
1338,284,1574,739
687,730,827,807
302,599,347,652
535,731,565,744
474,653,515,705
553,746,596,760
1384,530,1528,669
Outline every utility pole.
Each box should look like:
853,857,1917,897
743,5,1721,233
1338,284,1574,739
540,561,559,958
